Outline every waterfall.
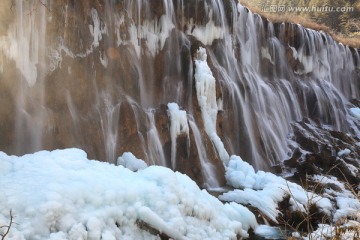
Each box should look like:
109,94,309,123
194,47,229,164
0,0,359,187
146,109,166,167
0,0,47,154
188,117,221,189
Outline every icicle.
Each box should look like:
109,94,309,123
167,103,189,169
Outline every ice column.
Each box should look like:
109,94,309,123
194,47,229,164
167,103,189,169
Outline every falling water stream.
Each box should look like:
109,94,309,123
0,0,359,188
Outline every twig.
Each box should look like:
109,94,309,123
38,0,51,12
0,210,15,240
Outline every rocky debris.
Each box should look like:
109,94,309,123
266,117,360,236
283,118,360,186
350,99,360,108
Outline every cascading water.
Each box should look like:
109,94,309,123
0,0,47,154
0,0,359,188
146,109,167,166
188,117,221,189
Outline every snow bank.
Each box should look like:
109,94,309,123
220,156,332,223
0,149,253,240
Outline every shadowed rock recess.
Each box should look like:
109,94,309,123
0,0,359,188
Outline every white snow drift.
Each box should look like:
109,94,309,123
0,148,256,240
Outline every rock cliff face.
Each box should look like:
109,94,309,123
0,0,359,188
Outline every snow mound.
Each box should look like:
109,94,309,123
310,175,360,222
117,152,147,171
337,148,351,157
349,108,360,119
306,221,360,240
220,155,332,223
0,148,254,240
255,225,284,239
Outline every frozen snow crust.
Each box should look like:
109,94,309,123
0,149,255,240
1,148,360,239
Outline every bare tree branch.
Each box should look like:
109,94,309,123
38,0,51,12
0,210,15,240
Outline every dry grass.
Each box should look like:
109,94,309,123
239,0,360,48
278,177,360,239
333,34,360,48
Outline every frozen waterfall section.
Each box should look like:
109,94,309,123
194,47,229,164
0,0,359,188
